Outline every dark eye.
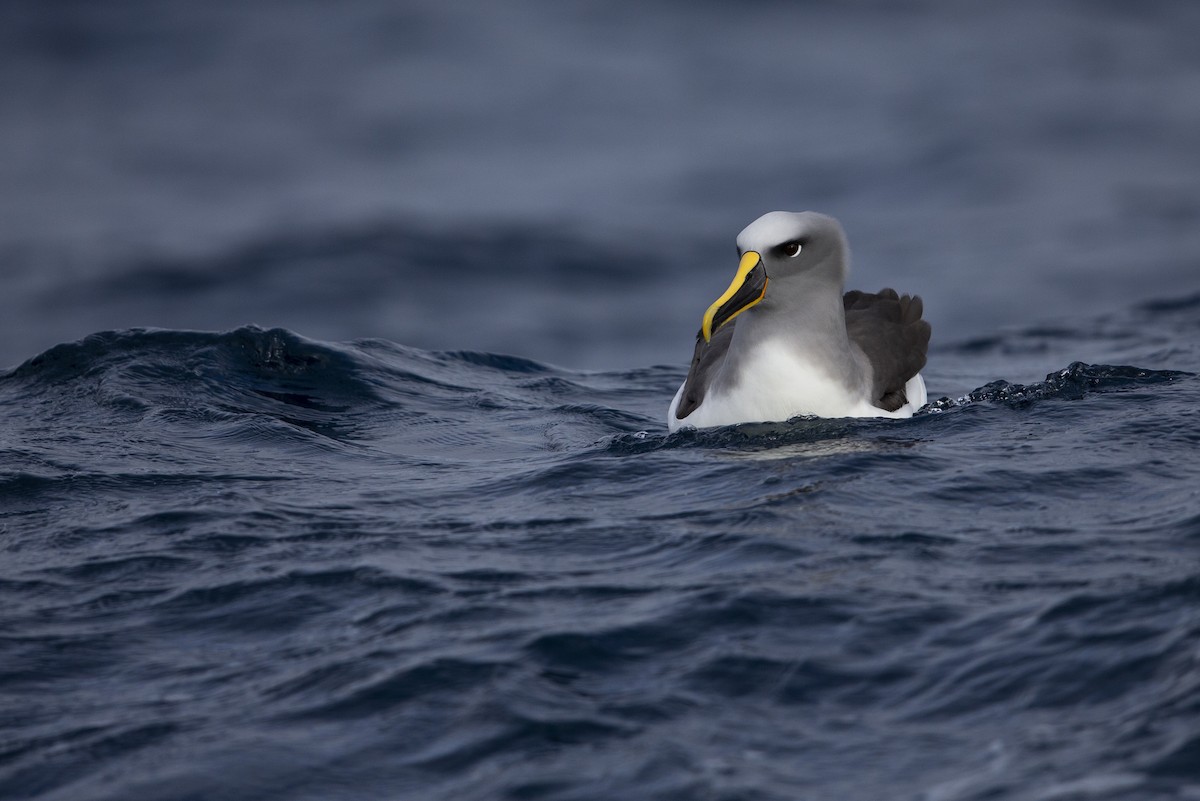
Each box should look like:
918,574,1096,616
781,241,802,257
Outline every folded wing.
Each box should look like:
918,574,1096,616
843,288,931,412
673,322,736,421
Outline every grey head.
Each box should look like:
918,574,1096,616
702,211,850,344
737,211,849,286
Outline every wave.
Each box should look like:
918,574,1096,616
3,326,1194,465
925,361,1193,411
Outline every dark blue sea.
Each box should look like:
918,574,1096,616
2,2,1199,800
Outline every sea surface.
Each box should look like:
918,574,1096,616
3,2,1200,800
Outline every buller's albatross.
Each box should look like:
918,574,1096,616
668,211,930,431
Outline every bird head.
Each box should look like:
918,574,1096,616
702,211,849,342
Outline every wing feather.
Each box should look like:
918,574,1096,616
843,288,931,411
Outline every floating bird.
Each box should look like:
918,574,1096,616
668,211,930,431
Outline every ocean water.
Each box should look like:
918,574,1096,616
3,299,1198,801
3,2,1200,800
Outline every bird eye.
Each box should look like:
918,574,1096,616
781,241,802,257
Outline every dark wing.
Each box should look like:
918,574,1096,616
673,320,736,421
843,288,931,412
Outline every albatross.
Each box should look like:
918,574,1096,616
667,211,931,431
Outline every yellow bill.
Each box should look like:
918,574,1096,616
701,250,769,342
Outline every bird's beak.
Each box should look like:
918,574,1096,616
701,251,769,342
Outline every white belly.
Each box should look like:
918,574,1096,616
667,341,927,432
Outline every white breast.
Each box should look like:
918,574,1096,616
667,340,926,431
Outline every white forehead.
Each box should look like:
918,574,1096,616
736,211,814,252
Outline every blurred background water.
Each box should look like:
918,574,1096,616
2,2,1199,800
3,0,1198,372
